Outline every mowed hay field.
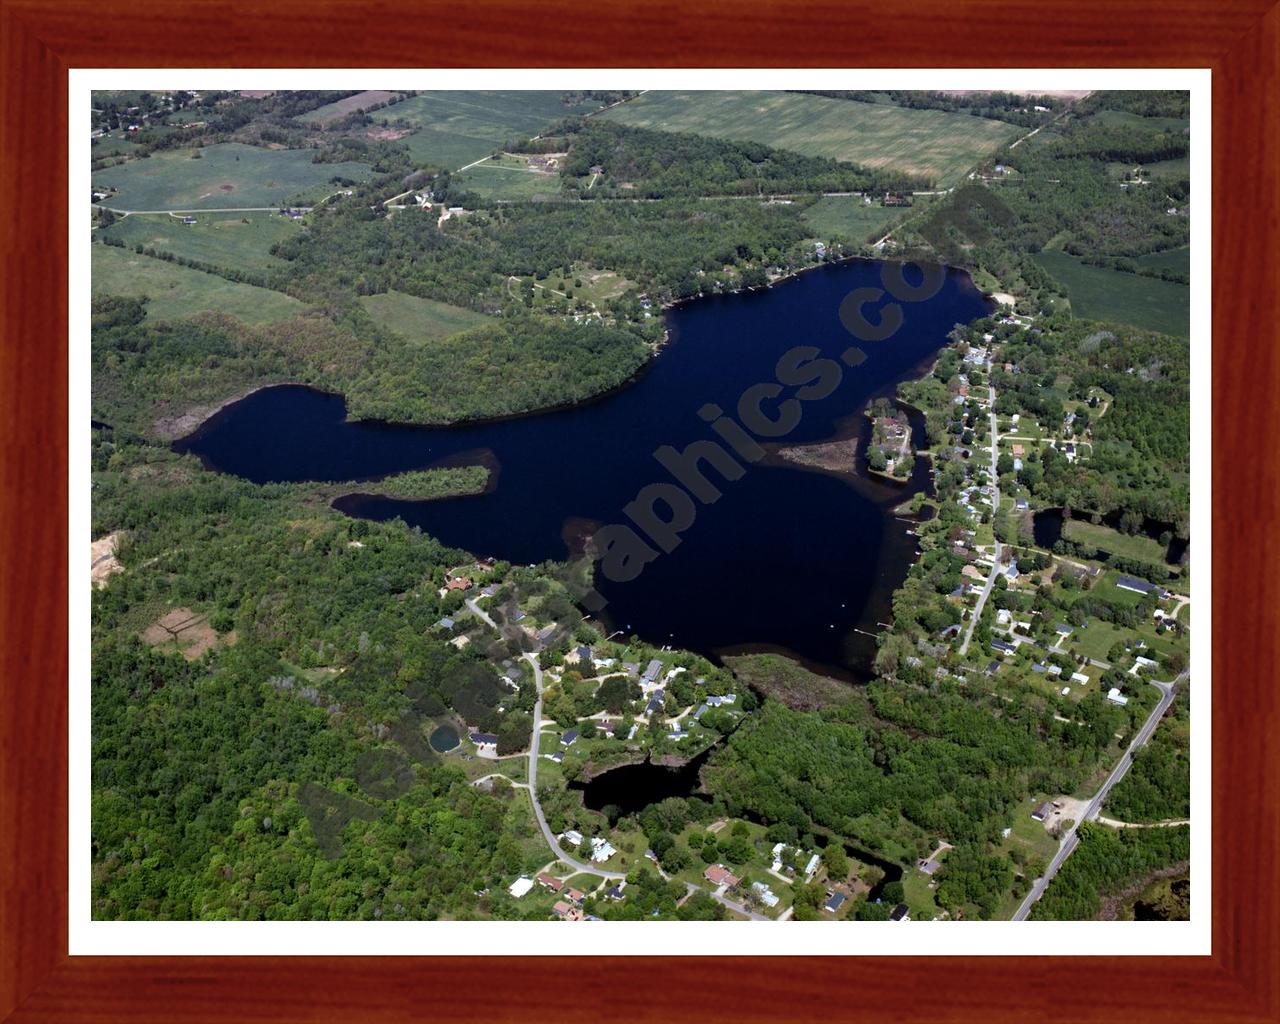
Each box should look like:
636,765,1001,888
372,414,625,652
101,212,302,273
801,195,917,243
601,91,1021,186
359,290,492,344
93,243,305,324
378,91,597,169
304,90,403,126
452,163,564,202
92,142,372,210
1034,251,1190,337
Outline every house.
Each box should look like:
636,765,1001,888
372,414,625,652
751,881,780,908
996,609,1013,626
644,691,664,716
890,904,911,922
641,659,663,684
510,609,527,624
576,645,593,663
692,703,709,721
450,635,470,650
668,728,689,741
1054,623,1073,637
590,837,616,862
1031,663,1046,674
1011,444,1025,457
1014,498,1029,512
562,830,584,847
479,584,499,598
1031,801,1054,822
1115,575,1170,599
552,900,581,920
986,660,1002,676
508,876,534,898
1012,458,1023,471
603,883,625,901
1047,664,1063,676
561,729,579,747
991,639,1017,655
1107,687,1130,706
565,887,586,905
536,873,564,893
596,719,616,736
1005,563,1020,581
470,733,498,752
543,750,564,764
437,617,456,630
823,891,847,914
804,853,822,880
446,576,471,592
180,216,197,225
1061,687,1071,696
1071,672,1090,685
704,864,739,888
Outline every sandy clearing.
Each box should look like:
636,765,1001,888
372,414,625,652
91,531,126,587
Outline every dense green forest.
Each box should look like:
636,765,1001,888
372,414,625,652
1030,823,1190,919
90,431,565,918
1104,693,1191,822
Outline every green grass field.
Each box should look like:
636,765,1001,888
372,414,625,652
1033,250,1190,336
1134,246,1190,275
101,212,301,273
378,91,597,170
801,195,905,243
359,290,492,344
1087,109,1190,134
601,91,1021,186
453,163,564,202
92,143,372,211
93,242,304,324
1064,518,1169,563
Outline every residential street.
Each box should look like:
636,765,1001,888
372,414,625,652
959,382,1002,655
521,652,626,881
1012,671,1184,920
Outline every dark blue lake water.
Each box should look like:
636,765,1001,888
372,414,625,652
175,259,990,677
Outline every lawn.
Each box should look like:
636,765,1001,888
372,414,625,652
801,195,906,244
92,142,372,211
378,91,599,170
1063,518,1170,564
1134,246,1190,276
601,91,1021,187
453,162,564,202
92,242,305,324
359,290,492,344
101,211,301,273
1033,250,1190,337
1067,616,1188,666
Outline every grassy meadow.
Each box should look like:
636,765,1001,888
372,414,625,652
1033,250,1190,336
378,91,597,170
91,143,372,210
601,91,1021,186
101,212,301,273
359,290,492,345
92,243,304,324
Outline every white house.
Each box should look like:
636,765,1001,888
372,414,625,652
590,837,617,862
508,876,534,898
1106,687,1129,706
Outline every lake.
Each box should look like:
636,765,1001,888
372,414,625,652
175,259,991,677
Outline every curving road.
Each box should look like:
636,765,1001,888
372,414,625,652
521,653,625,880
1012,672,1184,920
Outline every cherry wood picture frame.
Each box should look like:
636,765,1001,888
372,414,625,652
2,1,1277,1020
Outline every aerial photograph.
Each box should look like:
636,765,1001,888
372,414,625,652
89,87,1192,924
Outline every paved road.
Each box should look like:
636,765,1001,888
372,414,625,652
959,382,1002,655
99,205,315,215
522,653,625,881
1012,672,1184,920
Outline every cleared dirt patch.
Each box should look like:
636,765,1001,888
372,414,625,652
140,607,231,660
91,531,125,587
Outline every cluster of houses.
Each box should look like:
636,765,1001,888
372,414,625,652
558,830,617,864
